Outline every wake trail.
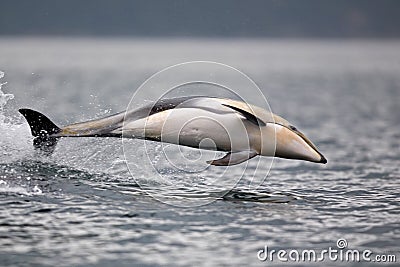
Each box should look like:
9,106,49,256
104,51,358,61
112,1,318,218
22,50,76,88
0,71,32,163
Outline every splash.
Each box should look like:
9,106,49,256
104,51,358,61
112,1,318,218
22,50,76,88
0,71,14,123
0,179,43,196
0,71,32,163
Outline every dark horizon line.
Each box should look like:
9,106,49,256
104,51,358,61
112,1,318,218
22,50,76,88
2,33,400,39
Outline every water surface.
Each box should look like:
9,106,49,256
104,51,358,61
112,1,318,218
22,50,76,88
0,38,399,266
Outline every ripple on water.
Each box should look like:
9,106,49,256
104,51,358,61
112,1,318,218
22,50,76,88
1,40,400,266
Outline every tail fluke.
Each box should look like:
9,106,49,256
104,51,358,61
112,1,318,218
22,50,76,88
19,108,61,154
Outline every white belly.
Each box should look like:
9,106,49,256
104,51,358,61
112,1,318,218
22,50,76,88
120,108,259,152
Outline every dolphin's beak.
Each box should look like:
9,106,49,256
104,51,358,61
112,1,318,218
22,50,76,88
274,124,327,164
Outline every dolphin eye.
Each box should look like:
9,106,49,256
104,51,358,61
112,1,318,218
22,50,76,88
289,125,297,131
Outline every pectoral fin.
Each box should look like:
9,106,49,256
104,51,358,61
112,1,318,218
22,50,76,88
207,150,258,166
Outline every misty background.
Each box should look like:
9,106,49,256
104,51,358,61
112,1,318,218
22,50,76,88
1,0,400,38
1,1,400,267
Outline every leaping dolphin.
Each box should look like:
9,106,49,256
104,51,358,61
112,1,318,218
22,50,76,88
19,96,327,166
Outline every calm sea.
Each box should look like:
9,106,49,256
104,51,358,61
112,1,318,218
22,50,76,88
0,38,399,266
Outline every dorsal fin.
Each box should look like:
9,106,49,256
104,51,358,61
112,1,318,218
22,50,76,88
221,104,266,127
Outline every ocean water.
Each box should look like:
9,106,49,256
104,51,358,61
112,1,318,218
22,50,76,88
0,38,399,266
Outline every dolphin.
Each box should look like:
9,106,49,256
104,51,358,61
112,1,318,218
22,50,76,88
19,96,327,166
